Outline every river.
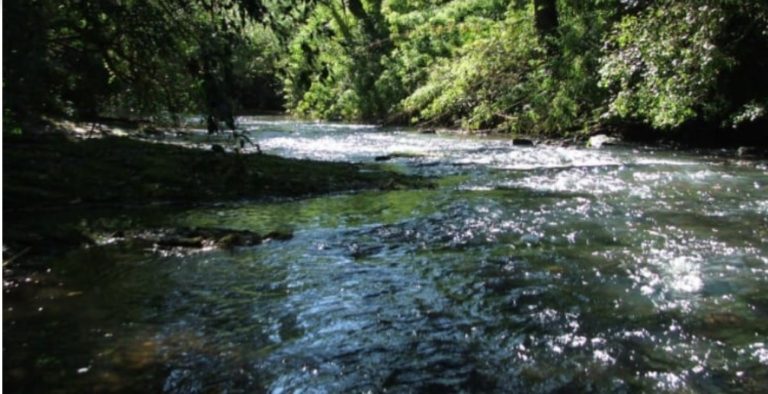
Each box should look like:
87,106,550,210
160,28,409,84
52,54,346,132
4,117,768,392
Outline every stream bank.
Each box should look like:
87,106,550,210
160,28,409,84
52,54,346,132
3,125,429,256
3,117,768,393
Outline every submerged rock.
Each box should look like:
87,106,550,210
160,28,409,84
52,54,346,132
264,230,294,241
375,152,425,162
512,138,534,146
120,227,292,250
214,232,261,249
141,126,164,137
157,235,206,248
703,312,744,327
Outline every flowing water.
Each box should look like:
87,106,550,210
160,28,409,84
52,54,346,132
4,118,768,393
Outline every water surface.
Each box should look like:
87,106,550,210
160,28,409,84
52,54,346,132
5,118,768,392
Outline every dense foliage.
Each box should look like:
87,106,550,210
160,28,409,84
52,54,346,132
5,0,768,138
4,0,282,128
280,0,768,136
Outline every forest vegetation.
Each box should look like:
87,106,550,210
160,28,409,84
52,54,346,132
5,4,768,393
4,0,768,143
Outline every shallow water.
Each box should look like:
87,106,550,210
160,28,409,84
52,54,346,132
4,118,768,393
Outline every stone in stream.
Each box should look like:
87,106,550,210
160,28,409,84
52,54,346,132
122,227,292,250
141,126,164,137
375,152,426,161
512,138,534,146
703,312,744,327
264,230,294,241
587,134,620,148
690,311,749,340
156,235,206,248
347,242,384,259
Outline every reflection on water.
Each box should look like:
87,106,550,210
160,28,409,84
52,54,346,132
5,117,768,392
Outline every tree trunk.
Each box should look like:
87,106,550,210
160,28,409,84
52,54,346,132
346,0,368,21
533,0,559,38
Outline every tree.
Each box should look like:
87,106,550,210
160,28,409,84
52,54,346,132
533,0,558,39
3,0,279,129
599,1,768,130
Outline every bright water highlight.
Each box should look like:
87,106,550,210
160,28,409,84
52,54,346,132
5,118,768,392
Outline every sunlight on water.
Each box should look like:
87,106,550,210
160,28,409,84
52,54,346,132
5,118,768,393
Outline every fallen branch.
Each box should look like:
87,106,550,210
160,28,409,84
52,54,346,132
3,247,31,267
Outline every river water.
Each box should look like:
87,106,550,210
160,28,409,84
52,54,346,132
4,118,768,392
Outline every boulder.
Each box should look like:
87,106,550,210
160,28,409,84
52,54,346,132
264,230,293,241
156,236,205,248
512,138,534,146
123,227,291,250
587,134,619,148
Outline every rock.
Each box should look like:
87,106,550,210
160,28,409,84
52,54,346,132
196,228,262,248
156,236,204,248
546,265,565,274
703,312,743,327
211,144,226,153
587,134,619,148
348,242,384,259
418,128,436,134
512,138,534,146
215,234,243,249
221,234,262,248
264,230,293,241
375,152,424,161
125,227,281,250
737,146,761,158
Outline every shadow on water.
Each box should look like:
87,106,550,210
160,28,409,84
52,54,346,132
5,118,768,393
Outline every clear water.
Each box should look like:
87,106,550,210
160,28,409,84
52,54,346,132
5,117,768,393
